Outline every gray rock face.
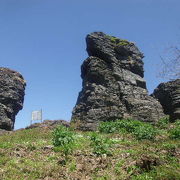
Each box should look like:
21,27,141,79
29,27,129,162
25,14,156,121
71,32,164,130
152,79,180,121
0,68,26,130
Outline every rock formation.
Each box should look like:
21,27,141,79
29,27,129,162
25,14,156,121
0,68,26,130
71,32,164,130
26,120,70,130
152,79,180,121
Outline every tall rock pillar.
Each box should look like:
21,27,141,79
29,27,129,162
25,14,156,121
71,32,164,130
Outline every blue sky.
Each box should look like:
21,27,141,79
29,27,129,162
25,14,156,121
0,0,179,129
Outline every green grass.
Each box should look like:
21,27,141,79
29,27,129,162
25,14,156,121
0,119,179,179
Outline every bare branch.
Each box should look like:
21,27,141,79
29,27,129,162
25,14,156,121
158,45,180,80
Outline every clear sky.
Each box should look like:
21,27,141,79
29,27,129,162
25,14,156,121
0,0,179,129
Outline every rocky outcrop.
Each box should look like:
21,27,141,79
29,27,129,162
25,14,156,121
152,79,180,121
26,120,70,129
0,68,26,130
71,32,164,130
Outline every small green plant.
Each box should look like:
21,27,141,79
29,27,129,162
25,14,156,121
132,173,154,180
174,120,180,126
169,126,180,139
90,132,112,156
99,121,117,133
69,160,77,172
132,125,157,140
156,116,169,129
99,119,157,140
106,35,131,46
114,160,125,175
106,35,118,44
117,39,130,46
52,125,75,155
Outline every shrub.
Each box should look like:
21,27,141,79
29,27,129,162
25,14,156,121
90,132,112,156
52,125,75,155
169,126,180,139
156,116,169,129
99,121,117,133
174,120,180,126
132,125,157,140
99,119,157,140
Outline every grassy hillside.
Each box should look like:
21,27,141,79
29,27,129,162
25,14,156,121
0,118,179,180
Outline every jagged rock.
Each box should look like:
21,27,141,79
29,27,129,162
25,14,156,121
71,32,164,130
25,120,70,129
152,79,180,121
0,68,26,131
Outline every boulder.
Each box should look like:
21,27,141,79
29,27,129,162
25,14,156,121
152,79,180,121
0,68,26,130
71,32,164,130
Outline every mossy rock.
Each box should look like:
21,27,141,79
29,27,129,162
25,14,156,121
106,35,133,46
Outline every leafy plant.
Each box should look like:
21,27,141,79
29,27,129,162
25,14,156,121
132,125,157,140
156,116,169,129
99,119,157,140
106,35,131,46
90,132,112,156
52,125,75,155
99,121,117,133
169,126,180,139
117,39,130,46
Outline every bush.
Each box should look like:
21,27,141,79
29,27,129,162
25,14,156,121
52,125,75,155
169,126,180,139
156,117,169,129
90,132,112,156
99,121,117,133
132,125,157,140
99,119,157,140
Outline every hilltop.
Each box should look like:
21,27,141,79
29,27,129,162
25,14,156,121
0,118,179,180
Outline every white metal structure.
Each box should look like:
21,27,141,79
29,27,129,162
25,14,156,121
31,109,43,124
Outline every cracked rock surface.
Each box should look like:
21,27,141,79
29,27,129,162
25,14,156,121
0,68,26,130
71,32,164,130
152,79,180,121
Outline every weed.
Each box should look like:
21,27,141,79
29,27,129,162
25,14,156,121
117,39,130,46
99,121,117,133
156,116,169,129
169,125,180,139
132,125,157,140
69,160,77,172
90,132,112,156
99,119,157,140
114,160,125,174
52,125,75,155
106,35,131,46
132,173,154,180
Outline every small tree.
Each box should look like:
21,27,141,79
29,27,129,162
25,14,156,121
159,45,180,80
